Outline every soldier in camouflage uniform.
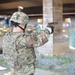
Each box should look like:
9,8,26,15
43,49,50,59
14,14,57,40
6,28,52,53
2,7,54,75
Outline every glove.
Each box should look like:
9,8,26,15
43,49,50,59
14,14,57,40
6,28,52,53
47,25,54,34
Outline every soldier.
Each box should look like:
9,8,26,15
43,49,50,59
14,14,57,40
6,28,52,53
2,6,54,75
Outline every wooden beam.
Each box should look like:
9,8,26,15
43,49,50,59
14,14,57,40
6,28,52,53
63,3,75,7
0,6,43,15
63,12,75,15
63,3,75,12
0,0,42,4
0,0,22,3
0,3,75,16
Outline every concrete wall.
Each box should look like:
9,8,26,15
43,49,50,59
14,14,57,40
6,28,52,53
0,36,3,46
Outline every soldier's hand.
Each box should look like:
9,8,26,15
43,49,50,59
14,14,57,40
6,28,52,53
47,25,54,34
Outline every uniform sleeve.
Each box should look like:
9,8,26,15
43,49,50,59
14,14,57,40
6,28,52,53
33,27,52,47
21,27,52,48
2,33,17,68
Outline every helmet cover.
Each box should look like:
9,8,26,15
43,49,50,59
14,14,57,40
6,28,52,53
10,11,29,25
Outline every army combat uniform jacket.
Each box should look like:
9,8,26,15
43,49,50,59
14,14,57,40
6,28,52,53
2,27,52,75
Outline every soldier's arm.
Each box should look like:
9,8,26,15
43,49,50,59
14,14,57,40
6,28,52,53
33,26,54,47
18,26,54,48
2,34,17,68
2,33,17,68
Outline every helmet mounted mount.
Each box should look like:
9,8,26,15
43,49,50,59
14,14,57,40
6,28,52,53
10,6,29,32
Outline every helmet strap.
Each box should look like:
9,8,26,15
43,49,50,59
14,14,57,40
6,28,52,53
17,24,27,32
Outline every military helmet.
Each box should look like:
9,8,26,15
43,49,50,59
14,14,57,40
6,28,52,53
10,11,29,25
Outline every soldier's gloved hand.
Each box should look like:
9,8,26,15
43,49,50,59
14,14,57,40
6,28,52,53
47,25,54,34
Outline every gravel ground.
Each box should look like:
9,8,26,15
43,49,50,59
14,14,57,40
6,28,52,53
0,53,75,75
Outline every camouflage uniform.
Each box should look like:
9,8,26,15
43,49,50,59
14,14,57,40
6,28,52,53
2,10,52,75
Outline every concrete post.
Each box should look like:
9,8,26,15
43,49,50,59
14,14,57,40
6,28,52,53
53,0,63,55
53,0,63,42
36,0,63,56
